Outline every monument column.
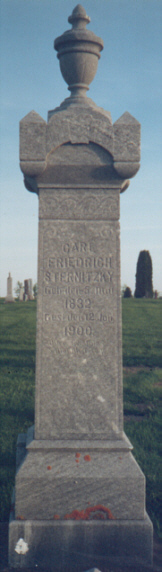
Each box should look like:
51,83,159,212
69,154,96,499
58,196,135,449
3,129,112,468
9,5,153,569
5,272,15,303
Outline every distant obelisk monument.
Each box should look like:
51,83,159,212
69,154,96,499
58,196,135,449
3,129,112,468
5,272,15,303
9,5,153,569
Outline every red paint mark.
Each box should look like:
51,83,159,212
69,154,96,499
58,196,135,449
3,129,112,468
64,504,115,521
47,465,52,470
75,459,79,463
75,452,81,459
92,512,105,520
64,510,85,521
17,515,25,520
87,504,115,520
53,514,60,520
84,454,91,462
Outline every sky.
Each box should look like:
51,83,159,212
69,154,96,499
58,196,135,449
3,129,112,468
0,0,162,297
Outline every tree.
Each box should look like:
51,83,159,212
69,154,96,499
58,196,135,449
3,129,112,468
134,250,153,298
121,284,127,297
14,281,23,298
123,286,132,298
33,283,38,298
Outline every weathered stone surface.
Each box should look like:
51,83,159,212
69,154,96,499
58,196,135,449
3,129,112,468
35,218,122,440
113,112,141,162
20,111,46,176
54,4,103,98
39,141,115,186
15,446,145,520
39,188,119,220
32,138,124,445
9,3,153,569
15,428,144,522
16,434,26,471
46,103,113,153
20,102,140,183
114,160,140,178
9,513,153,570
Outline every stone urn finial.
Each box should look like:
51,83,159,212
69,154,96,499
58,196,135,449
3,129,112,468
54,4,104,97
68,4,90,28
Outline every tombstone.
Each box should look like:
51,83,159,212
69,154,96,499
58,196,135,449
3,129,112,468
9,5,153,570
19,286,24,301
24,279,29,300
4,272,15,303
24,278,33,300
28,278,33,300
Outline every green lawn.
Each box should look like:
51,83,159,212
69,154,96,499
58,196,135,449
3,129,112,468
0,297,161,536
122,298,162,536
0,300,36,521
122,298,162,367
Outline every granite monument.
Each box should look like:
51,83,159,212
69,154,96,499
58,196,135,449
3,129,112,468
9,5,153,570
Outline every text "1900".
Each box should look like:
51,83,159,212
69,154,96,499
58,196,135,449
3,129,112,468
64,325,92,336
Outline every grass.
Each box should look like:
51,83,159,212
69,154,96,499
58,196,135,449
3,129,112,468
0,299,36,520
0,297,161,536
122,298,162,367
122,298,162,536
123,368,162,535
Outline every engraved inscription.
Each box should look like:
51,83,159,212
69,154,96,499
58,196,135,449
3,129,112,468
44,338,94,358
44,285,114,296
45,269,113,284
36,218,121,439
62,241,92,253
48,255,112,269
65,298,91,309
44,311,114,324
65,325,92,336
42,223,117,339
44,312,95,323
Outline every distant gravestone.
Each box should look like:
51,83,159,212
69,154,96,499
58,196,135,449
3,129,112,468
28,278,33,300
24,279,28,300
19,286,24,301
9,4,153,570
24,278,33,300
4,272,15,303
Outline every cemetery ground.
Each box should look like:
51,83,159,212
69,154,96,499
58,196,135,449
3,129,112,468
0,297,161,571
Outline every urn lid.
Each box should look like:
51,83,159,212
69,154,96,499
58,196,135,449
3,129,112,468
54,4,104,96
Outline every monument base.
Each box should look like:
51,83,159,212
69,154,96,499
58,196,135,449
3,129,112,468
9,427,153,568
9,512,153,570
4,296,15,303
14,427,146,521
